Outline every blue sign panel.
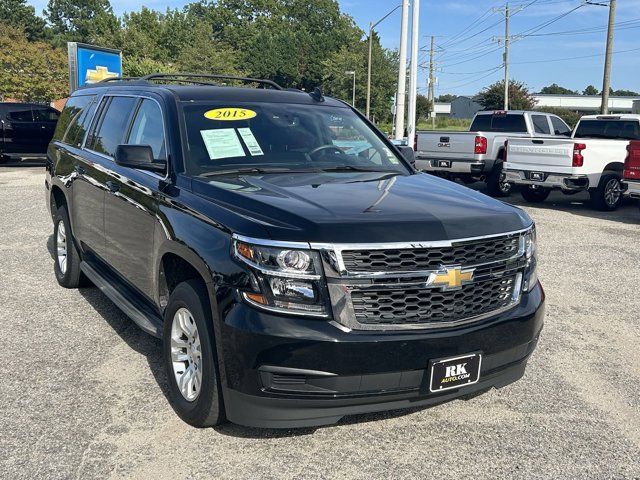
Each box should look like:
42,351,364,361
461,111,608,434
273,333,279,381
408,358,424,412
68,43,122,92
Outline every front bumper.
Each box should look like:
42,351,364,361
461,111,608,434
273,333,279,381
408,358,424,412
622,180,640,198
505,170,589,190
415,157,486,174
218,282,545,428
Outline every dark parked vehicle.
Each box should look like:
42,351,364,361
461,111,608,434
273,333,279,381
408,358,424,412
45,74,544,428
0,102,59,162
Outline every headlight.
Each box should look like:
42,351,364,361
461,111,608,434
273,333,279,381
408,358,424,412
233,238,330,317
523,226,538,292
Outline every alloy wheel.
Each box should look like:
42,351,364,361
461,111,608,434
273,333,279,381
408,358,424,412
170,307,203,402
604,178,621,207
56,220,68,275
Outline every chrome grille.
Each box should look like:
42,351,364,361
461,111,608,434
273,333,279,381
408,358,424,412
351,275,518,326
341,236,520,273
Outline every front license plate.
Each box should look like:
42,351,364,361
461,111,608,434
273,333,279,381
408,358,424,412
429,353,482,393
530,171,546,181
437,160,452,168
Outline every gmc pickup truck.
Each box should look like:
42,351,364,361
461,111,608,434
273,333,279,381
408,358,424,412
415,110,572,197
505,114,640,210
45,73,544,429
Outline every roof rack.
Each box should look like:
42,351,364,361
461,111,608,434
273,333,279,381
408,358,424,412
140,73,283,90
98,77,141,83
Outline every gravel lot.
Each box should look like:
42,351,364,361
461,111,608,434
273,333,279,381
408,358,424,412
1,165,639,480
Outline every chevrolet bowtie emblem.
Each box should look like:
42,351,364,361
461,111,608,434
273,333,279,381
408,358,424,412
85,66,118,84
430,266,475,290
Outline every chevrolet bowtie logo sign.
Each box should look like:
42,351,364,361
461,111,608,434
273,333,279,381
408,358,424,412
430,266,475,290
85,66,118,84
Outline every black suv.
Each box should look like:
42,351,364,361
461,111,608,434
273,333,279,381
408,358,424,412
45,74,544,429
0,102,59,162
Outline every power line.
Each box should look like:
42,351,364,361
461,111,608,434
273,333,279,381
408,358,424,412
510,46,640,64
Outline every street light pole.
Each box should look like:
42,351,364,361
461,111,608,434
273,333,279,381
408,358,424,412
345,70,356,107
394,0,410,141
366,4,403,119
601,0,616,114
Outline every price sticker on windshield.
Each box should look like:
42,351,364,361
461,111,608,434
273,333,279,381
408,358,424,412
204,108,257,121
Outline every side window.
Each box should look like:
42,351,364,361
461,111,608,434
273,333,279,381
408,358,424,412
32,107,59,122
551,116,571,136
126,99,166,159
532,115,551,135
87,96,137,157
52,96,92,142
65,97,98,147
6,106,33,122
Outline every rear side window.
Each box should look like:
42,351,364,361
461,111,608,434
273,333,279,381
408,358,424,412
532,115,551,134
65,97,98,147
87,96,137,157
32,107,59,122
53,96,93,143
574,120,640,140
551,116,571,136
6,106,33,122
470,113,527,133
126,99,166,159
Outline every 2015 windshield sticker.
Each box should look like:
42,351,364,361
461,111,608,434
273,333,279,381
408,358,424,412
200,129,245,160
204,108,257,121
237,128,264,156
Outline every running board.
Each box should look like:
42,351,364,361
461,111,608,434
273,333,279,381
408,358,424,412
80,261,162,338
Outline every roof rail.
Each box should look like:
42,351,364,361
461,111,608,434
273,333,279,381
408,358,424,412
97,77,142,83
140,73,283,90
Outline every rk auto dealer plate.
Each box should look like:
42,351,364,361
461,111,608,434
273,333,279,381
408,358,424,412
429,353,482,393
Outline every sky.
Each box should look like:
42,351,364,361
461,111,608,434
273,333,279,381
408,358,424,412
27,0,640,96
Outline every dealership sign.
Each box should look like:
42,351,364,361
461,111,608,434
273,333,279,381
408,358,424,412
67,42,122,93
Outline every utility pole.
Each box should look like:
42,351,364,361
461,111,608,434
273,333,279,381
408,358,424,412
407,0,420,149
394,0,410,141
428,35,435,130
600,0,616,114
492,3,523,110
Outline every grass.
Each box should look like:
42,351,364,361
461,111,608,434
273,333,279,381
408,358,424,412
376,118,472,135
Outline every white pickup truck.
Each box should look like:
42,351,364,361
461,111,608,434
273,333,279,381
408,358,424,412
505,114,640,211
415,110,572,197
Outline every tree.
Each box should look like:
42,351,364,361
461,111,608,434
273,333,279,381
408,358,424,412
436,94,457,103
539,83,577,95
0,24,67,102
611,88,639,97
583,85,599,96
0,0,48,41
45,0,119,44
416,94,431,121
476,80,536,110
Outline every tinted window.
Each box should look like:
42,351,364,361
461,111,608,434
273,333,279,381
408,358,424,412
574,120,640,140
53,96,93,142
532,115,551,134
551,116,571,136
127,99,166,159
6,106,33,122
470,113,527,133
88,97,137,157
32,107,59,122
65,96,98,147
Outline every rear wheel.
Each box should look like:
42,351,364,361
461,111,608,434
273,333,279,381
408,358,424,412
163,280,225,428
520,185,551,203
53,205,87,288
486,164,512,197
590,173,622,211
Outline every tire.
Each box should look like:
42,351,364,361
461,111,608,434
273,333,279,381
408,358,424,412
53,205,86,288
163,280,225,428
589,173,623,211
486,163,512,197
520,185,551,203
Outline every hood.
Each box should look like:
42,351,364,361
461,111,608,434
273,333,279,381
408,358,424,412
191,172,532,243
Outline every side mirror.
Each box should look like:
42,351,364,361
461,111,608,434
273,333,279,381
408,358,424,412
397,145,416,167
115,145,166,173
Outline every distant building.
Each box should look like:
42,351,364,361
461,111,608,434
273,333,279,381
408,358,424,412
533,94,640,114
633,100,640,114
433,102,451,117
450,96,483,119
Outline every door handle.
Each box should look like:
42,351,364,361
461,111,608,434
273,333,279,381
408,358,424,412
532,140,544,144
106,181,120,193
74,165,85,175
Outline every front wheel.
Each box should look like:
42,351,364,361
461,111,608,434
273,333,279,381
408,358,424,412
486,164,512,197
520,185,551,203
163,280,225,428
590,173,623,211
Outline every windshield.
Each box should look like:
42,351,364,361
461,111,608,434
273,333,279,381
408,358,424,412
574,119,640,140
181,102,410,176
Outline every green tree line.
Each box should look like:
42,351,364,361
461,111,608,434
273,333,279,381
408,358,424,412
0,0,399,123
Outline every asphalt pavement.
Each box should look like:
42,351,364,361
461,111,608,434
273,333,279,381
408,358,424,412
1,165,639,479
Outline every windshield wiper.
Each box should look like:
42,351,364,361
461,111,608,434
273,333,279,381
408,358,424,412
317,165,401,173
200,167,316,177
